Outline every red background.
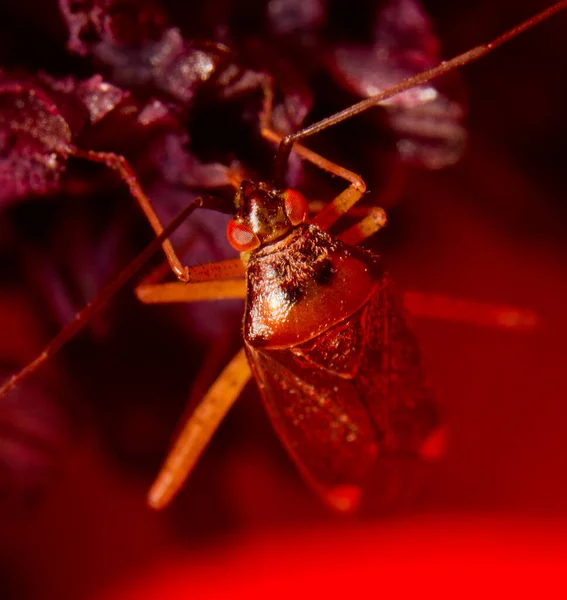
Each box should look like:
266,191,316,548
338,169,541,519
1,1,567,598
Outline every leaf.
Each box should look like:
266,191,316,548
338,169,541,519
329,0,468,169
58,0,169,56
0,365,70,501
0,76,75,205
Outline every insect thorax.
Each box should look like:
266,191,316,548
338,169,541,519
244,224,384,348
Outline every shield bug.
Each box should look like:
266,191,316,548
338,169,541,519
0,1,564,512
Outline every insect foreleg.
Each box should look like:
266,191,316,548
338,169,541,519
71,147,193,283
136,279,246,304
142,257,245,287
261,125,368,231
136,256,246,304
258,79,370,228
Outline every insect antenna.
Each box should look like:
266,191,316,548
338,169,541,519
273,0,567,185
2,1,565,400
0,196,215,400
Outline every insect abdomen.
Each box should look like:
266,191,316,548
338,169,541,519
294,275,440,457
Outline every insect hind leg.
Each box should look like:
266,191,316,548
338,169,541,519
148,348,251,510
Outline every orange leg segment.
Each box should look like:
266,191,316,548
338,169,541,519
261,126,367,231
71,147,195,283
136,279,246,304
257,79,367,230
136,256,246,304
148,348,251,509
142,257,245,287
402,292,540,332
339,207,388,246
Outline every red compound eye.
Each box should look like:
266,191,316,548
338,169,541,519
226,220,261,252
283,189,308,226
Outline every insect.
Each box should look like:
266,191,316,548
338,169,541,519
0,1,564,512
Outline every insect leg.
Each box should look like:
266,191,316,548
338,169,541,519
0,199,203,400
71,147,193,283
136,254,245,303
262,1,567,227
134,246,246,509
258,80,369,230
141,257,245,286
402,292,539,332
272,1,567,181
339,207,388,245
136,279,246,304
148,347,251,510
261,126,367,230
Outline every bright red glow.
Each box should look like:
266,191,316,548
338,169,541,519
419,425,448,460
326,484,362,512
95,518,567,600
2,3,567,600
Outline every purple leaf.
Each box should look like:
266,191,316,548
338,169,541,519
58,0,169,56
329,0,467,169
267,0,327,37
75,75,131,125
0,76,76,205
150,133,231,189
0,366,70,501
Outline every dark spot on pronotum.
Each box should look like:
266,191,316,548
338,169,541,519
314,259,336,286
284,283,305,304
